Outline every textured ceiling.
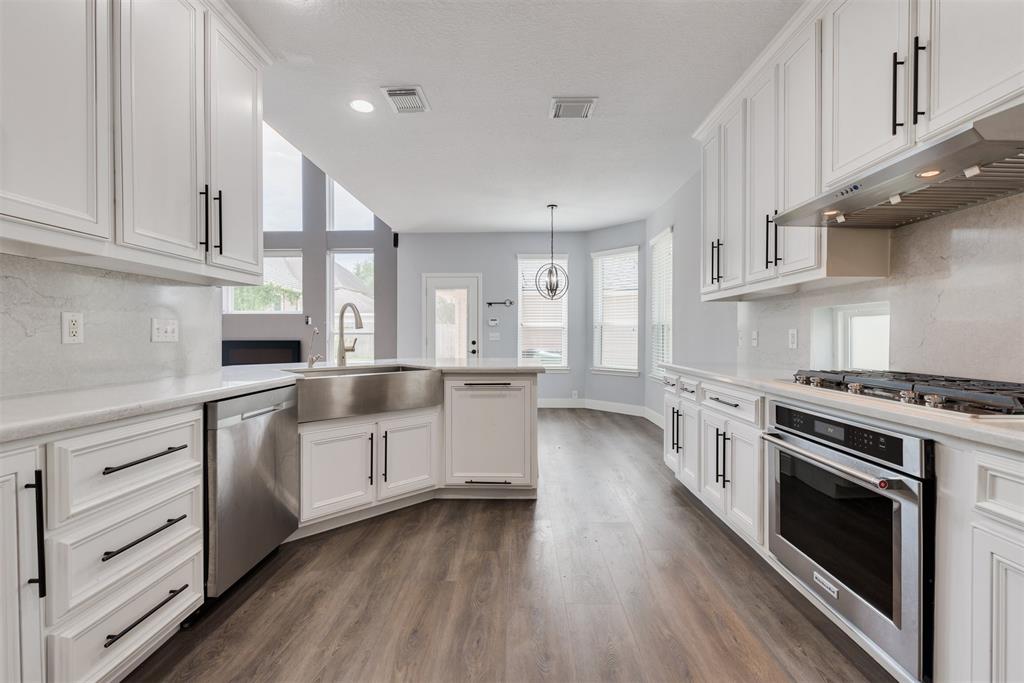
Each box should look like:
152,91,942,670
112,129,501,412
229,0,803,232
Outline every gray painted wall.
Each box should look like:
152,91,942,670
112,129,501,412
0,253,221,397
222,157,398,361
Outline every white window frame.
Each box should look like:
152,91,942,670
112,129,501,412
648,227,673,379
327,248,375,362
327,178,375,232
222,249,304,314
516,253,569,371
591,245,640,376
833,301,891,371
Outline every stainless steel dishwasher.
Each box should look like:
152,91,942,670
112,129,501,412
205,385,298,597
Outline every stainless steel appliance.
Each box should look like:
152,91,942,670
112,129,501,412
205,386,298,597
764,401,934,681
793,369,1024,416
773,102,1024,229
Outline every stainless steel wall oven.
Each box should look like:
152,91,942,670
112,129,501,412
763,401,934,681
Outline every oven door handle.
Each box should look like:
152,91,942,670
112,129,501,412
762,433,903,491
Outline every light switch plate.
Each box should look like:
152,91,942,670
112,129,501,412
61,312,83,344
788,328,798,349
488,331,500,341
151,318,179,343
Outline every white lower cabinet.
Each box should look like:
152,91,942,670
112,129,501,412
445,379,534,486
300,421,376,522
674,401,701,496
1,447,45,683
698,410,763,545
972,526,1024,682
299,408,441,524
662,393,680,473
376,412,438,501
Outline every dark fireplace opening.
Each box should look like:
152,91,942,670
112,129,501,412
222,340,301,366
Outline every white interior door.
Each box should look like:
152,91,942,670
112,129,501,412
424,275,480,361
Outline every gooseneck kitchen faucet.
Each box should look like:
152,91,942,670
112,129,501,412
336,303,363,366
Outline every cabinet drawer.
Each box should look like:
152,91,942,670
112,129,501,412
676,374,700,402
47,482,202,624
975,451,1024,532
47,410,203,528
48,547,203,683
700,382,761,426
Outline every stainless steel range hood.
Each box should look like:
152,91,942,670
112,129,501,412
774,103,1024,229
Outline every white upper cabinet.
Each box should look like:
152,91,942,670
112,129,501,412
744,65,778,285
116,0,207,260
207,16,262,275
699,132,721,294
915,0,1024,141
718,101,746,291
0,0,114,239
821,0,913,187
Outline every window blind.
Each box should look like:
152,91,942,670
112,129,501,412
517,255,569,368
592,246,639,371
649,230,673,373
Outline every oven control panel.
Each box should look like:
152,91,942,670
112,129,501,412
775,405,904,467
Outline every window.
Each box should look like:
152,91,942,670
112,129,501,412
649,229,672,375
223,251,302,313
517,254,569,369
835,302,890,370
329,180,374,231
592,246,639,372
329,251,374,362
262,123,303,231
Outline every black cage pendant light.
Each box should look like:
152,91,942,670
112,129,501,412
536,204,569,300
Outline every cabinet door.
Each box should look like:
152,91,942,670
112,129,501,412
115,0,206,260
663,394,679,474
377,411,438,501
718,102,746,291
699,132,721,294
821,0,912,187
0,0,113,238
445,380,532,485
916,0,1024,140
698,411,727,513
724,421,763,545
300,422,375,522
972,527,1024,682
745,66,778,285
207,17,262,274
676,402,700,495
777,19,822,276
0,448,44,683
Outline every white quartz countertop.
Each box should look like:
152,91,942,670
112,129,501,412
660,362,1024,454
0,358,544,444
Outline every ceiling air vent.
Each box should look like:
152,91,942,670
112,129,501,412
550,97,597,119
381,86,429,113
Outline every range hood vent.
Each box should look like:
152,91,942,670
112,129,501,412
381,86,429,113
774,103,1024,229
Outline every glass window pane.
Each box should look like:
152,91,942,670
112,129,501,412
330,252,374,362
517,255,568,368
434,288,468,360
330,180,374,231
849,314,890,370
223,254,302,313
262,123,303,231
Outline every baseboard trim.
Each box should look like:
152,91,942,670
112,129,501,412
539,398,664,428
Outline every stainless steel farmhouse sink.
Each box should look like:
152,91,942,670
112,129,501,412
290,365,443,423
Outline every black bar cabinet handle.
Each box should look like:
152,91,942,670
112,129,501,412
368,433,374,485
772,209,781,266
670,407,678,451
892,52,905,136
673,409,682,454
102,515,187,562
708,396,741,408
104,584,188,648
199,184,210,250
382,431,388,483
720,432,731,488
102,444,187,476
213,190,224,254
464,382,511,387
714,428,721,482
764,214,771,269
913,36,926,124
24,470,46,598
464,480,512,485
716,239,723,283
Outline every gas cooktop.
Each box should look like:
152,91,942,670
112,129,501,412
793,370,1024,416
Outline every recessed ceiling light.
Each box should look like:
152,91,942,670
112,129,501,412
349,99,374,113
823,210,839,216
915,169,942,178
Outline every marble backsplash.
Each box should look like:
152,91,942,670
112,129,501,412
0,254,222,397
737,194,1024,382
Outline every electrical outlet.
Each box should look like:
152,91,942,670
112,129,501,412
151,318,179,343
61,312,83,344
751,330,759,347
488,331,500,341
788,328,799,349
571,390,579,400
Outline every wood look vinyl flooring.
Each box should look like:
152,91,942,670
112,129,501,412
129,409,891,683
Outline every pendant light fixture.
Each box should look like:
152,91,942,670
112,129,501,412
535,204,569,300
